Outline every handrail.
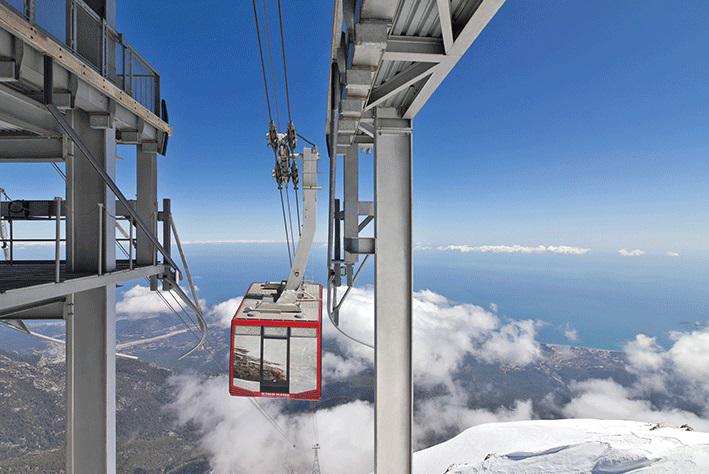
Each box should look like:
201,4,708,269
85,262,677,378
0,0,161,115
169,214,209,360
47,100,206,356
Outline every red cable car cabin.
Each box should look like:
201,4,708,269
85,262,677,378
229,282,322,400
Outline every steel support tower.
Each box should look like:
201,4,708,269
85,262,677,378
326,0,505,472
0,1,179,472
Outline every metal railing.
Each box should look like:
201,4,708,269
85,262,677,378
0,208,139,282
1,0,160,115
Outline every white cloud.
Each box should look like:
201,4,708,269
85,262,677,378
322,351,367,379
666,251,680,257
328,287,543,391
563,324,579,342
561,378,709,431
624,334,665,373
438,244,591,255
668,330,709,383
476,319,542,366
562,329,709,424
621,330,709,394
622,334,668,393
169,287,545,470
170,375,374,473
116,285,174,318
618,249,645,257
170,285,709,471
207,297,243,328
415,387,533,446
116,285,206,320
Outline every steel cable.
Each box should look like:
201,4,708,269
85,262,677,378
294,187,301,236
285,185,296,253
113,236,203,345
279,187,293,266
249,398,297,449
276,0,292,123
251,0,273,122
261,0,281,128
50,162,66,180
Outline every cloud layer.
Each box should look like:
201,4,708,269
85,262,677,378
170,375,374,473
327,287,543,391
618,248,646,257
438,244,591,255
157,284,709,472
557,329,709,431
168,287,544,471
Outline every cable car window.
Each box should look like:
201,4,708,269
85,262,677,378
234,326,260,336
233,329,261,392
264,327,288,337
291,327,317,337
289,332,318,393
261,336,289,393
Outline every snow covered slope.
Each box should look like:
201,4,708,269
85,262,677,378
414,419,709,473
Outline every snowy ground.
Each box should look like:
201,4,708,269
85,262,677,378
414,419,709,473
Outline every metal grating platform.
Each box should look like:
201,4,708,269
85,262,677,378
0,260,135,293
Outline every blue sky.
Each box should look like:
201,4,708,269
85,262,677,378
3,0,708,255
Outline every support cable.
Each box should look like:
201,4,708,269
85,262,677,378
249,398,297,449
251,0,273,122
114,234,202,344
45,103,207,357
113,241,207,362
294,186,301,236
50,162,66,180
279,187,293,266
326,254,374,349
334,254,369,312
261,0,281,128
276,0,292,124
285,185,296,253
170,214,203,321
297,133,317,148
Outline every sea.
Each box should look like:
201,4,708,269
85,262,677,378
174,243,708,351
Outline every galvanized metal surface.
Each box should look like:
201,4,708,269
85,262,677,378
235,282,321,323
327,0,504,154
326,2,505,473
283,147,319,293
373,111,413,474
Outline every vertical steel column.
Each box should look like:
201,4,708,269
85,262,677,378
66,109,116,273
334,198,342,288
344,145,359,285
65,109,117,474
135,142,157,266
54,196,61,282
373,108,413,474
161,197,172,290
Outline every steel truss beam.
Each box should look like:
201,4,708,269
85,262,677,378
0,263,166,313
366,62,436,111
382,36,446,63
328,0,505,151
0,135,64,162
403,0,505,118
